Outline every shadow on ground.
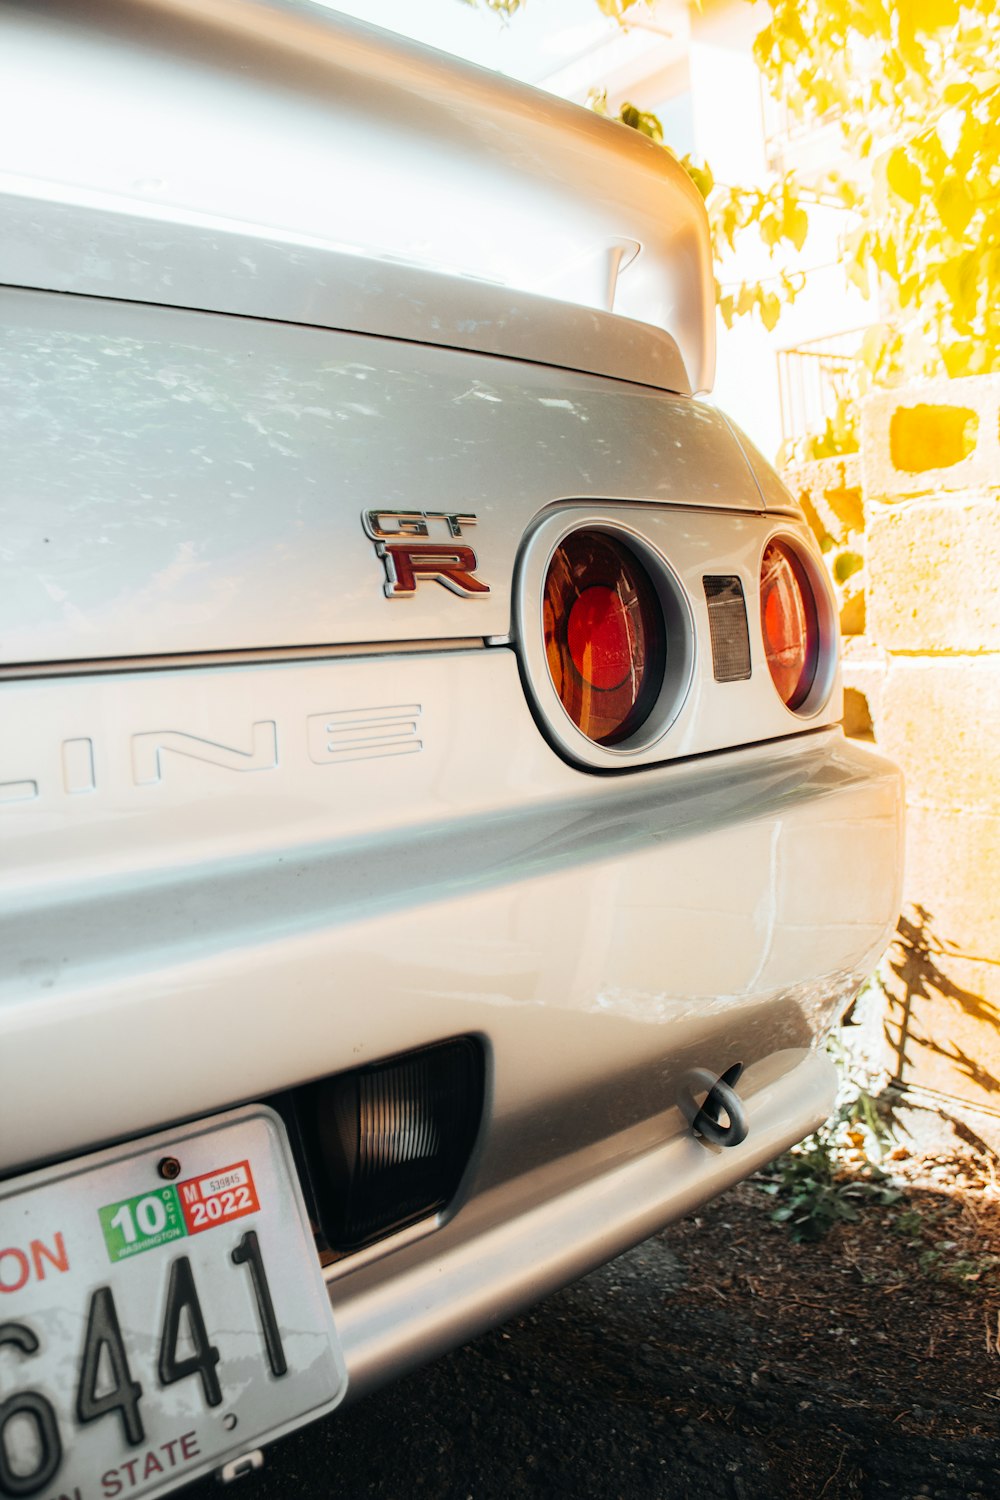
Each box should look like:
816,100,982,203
184,1150,1000,1500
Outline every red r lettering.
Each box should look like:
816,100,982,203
380,543,490,597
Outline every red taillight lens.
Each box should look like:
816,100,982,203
759,540,819,710
543,531,665,745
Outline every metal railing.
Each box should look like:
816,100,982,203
776,329,866,447
760,76,843,176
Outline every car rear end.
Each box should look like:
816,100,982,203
0,2,903,1495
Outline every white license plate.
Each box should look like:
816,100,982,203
0,1106,347,1500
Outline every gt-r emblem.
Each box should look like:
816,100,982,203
362,510,491,599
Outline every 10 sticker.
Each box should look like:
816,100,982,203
99,1161,259,1263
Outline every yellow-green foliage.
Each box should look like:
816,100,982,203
754,0,1000,383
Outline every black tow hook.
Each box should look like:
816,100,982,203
685,1063,749,1148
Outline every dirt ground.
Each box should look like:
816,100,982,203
628,1143,1000,1498
186,1129,1000,1500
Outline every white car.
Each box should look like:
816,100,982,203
0,2,903,1497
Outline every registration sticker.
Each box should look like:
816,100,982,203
99,1187,186,1263
177,1160,260,1235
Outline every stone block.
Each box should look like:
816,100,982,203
878,657,1000,815
839,588,866,638
887,1092,1000,1157
901,804,1000,961
861,373,1000,501
842,685,874,739
840,637,887,739
884,913,1000,1113
781,454,863,543
867,495,1000,651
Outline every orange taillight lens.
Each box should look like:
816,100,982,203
543,531,665,745
759,539,819,710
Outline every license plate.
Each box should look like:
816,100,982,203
0,1106,347,1500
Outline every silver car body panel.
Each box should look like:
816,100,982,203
0,194,692,397
0,0,714,392
2,286,776,668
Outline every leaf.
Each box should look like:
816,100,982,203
861,322,893,375
896,39,924,76
843,228,871,297
853,0,892,39
898,0,959,32
937,177,976,239
466,0,524,12
871,234,899,281
736,283,757,318
918,128,950,182
759,291,782,331
594,0,644,18
760,214,781,251
831,177,860,210
941,339,974,377
833,550,864,584
683,154,715,200
786,204,809,251
719,200,740,250
885,146,923,206
938,250,981,323
617,101,664,143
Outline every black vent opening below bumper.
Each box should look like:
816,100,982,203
288,1038,486,1257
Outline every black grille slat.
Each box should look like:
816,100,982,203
703,575,752,682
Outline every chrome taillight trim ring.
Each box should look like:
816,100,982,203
756,528,838,721
514,511,696,769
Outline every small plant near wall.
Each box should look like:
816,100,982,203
779,395,860,467
755,1023,901,1243
757,1126,899,1242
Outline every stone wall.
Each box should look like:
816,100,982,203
784,373,1000,1118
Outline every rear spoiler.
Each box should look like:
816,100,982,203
0,0,715,394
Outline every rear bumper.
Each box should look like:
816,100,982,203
329,1047,836,1400
0,645,902,1388
0,646,901,1180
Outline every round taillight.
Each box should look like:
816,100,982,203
759,539,820,710
543,530,665,745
